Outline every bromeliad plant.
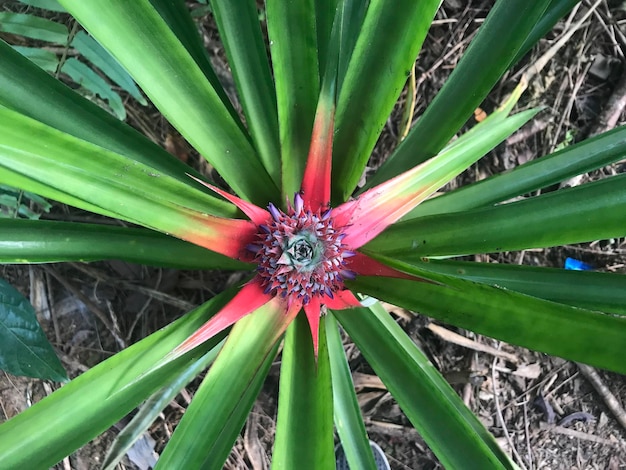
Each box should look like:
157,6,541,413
1,0,626,468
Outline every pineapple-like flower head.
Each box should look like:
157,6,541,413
252,194,356,305
171,89,448,359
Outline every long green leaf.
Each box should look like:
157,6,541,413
366,173,626,258
335,0,368,94
513,0,581,66
0,41,234,217
0,291,234,469
333,107,538,250
0,219,248,270
315,0,336,77
58,0,277,204
148,0,240,123
155,303,285,469
349,267,626,374
332,0,440,201
368,1,550,188
326,314,377,470
406,259,626,316
335,303,515,469
210,0,281,186
408,124,626,218
272,314,334,470
0,107,246,253
102,343,224,470
266,0,320,198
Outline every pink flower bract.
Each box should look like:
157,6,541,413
172,91,432,358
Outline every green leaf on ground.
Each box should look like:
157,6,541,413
0,277,66,381
17,0,66,13
0,185,51,219
10,45,58,72
61,58,126,119
72,31,147,105
0,12,68,43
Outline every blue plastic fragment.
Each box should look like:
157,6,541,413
564,257,593,271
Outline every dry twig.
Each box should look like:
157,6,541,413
244,408,267,470
539,421,623,447
42,266,126,349
491,354,528,470
427,324,518,363
576,362,626,432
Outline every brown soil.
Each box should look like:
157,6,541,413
1,1,626,469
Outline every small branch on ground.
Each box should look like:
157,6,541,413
576,362,626,432
428,324,518,363
42,265,126,350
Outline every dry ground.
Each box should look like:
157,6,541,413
1,1,626,469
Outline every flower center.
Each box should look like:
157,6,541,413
292,238,314,262
249,193,355,304
280,231,322,270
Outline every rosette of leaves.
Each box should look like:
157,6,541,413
0,1,625,469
